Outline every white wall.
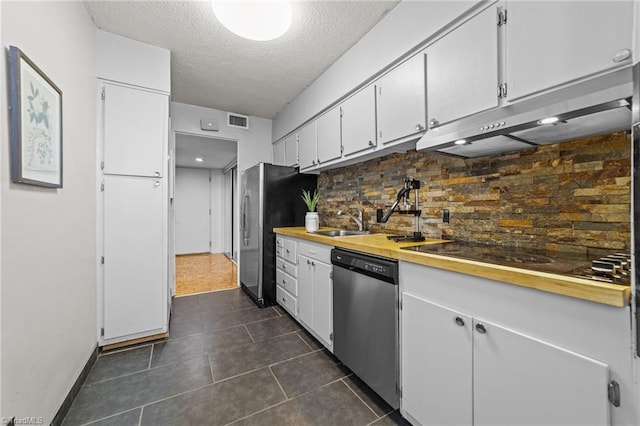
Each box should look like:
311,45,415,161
272,0,476,140
210,169,225,254
174,168,210,255
1,1,97,423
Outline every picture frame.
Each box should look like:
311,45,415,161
8,45,63,188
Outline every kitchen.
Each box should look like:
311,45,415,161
1,1,640,425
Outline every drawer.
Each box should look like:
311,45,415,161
298,240,332,263
283,238,297,263
276,268,297,296
276,285,297,318
276,247,283,258
276,258,297,277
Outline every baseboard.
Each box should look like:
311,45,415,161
50,344,99,426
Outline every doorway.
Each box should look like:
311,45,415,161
173,132,238,296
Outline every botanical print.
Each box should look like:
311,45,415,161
20,57,60,175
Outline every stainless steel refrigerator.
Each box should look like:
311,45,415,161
240,163,317,307
632,61,640,355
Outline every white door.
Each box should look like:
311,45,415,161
273,140,285,166
297,254,314,329
297,122,317,170
341,86,377,156
284,134,298,167
103,83,168,177
505,1,634,101
426,4,499,127
313,260,333,349
103,175,164,340
401,294,473,426
473,319,611,426
377,53,426,144
174,168,210,254
316,107,342,165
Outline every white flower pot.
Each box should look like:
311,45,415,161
305,212,319,232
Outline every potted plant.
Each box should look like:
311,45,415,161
301,189,320,232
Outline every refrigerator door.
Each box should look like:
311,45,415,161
240,164,264,303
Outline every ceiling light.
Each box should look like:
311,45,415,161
538,117,559,125
212,1,292,41
454,139,468,145
195,157,204,163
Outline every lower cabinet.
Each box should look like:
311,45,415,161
402,293,610,426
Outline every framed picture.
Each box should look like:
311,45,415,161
8,46,63,188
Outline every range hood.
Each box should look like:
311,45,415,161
417,68,633,158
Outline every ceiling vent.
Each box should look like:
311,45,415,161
227,113,249,129
200,118,219,132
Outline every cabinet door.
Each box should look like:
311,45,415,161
473,319,611,426
401,293,473,426
103,84,168,177
377,53,426,144
316,107,342,165
341,86,377,156
284,134,298,167
426,4,499,127
297,122,317,170
312,260,333,349
505,1,634,101
273,140,285,166
103,175,165,340
297,254,314,328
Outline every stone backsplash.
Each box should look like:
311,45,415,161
317,132,631,255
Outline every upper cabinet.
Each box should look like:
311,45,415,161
505,1,634,101
426,4,499,129
284,134,298,167
316,107,342,166
297,121,317,170
341,86,377,156
102,83,168,177
273,139,285,166
376,53,427,144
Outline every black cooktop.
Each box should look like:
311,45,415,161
402,242,594,279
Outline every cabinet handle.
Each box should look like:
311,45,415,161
475,323,487,334
429,119,439,129
286,249,290,254
416,124,424,131
312,160,316,165
317,158,322,164
612,48,631,63
311,261,316,266
368,140,374,146
282,296,286,302
282,264,286,269
155,171,161,177
282,279,286,284
454,317,465,327
307,260,311,265
154,181,161,187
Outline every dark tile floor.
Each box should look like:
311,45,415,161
62,288,410,426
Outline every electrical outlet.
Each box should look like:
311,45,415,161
376,208,383,223
443,209,450,224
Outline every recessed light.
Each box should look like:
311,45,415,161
454,139,468,145
212,1,292,41
538,117,559,125
195,157,204,163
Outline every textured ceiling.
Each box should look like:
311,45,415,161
175,133,237,169
84,0,399,119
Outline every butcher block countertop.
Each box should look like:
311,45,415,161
273,227,631,308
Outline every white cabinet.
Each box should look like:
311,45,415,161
297,240,333,350
505,1,634,101
376,53,426,144
103,175,165,340
297,122,317,170
340,86,377,156
275,236,298,318
272,140,285,166
284,134,298,167
102,83,168,177
425,3,499,128
316,107,342,165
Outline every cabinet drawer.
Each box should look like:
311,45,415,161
283,239,297,263
276,258,297,277
298,240,331,263
276,268,298,296
276,285,297,318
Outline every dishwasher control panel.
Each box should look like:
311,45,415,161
331,248,398,283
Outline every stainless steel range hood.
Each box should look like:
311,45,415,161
417,68,633,158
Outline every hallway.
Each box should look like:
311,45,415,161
175,253,237,296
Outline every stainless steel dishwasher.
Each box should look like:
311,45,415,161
331,248,399,409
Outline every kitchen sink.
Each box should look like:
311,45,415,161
311,230,373,237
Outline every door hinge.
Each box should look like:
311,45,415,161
340,107,343,118
101,88,105,100
498,83,508,98
329,271,333,279
497,9,507,26
100,161,104,171
608,381,620,407
329,332,333,341
100,182,105,192
378,86,382,96
100,327,105,337
399,299,403,310
209,208,212,215
209,241,212,248
100,256,105,265
397,384,403,398
340,145,344,154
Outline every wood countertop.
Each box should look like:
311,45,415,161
273,227,631,308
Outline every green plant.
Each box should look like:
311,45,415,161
301,189,320,212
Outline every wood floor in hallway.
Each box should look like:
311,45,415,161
175,253,237,296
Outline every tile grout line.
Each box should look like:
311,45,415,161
244,324,256,343
75,406,145,426
138,406,144,426
365,411,395,426
148,344,154,370
207,353,217,383
296,331,315,350
341,377,383,419
268,365,290,400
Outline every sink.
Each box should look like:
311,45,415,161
311,230,373,237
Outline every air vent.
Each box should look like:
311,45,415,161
228,113,249,129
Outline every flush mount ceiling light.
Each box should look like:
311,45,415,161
211,1,292,41
538,117,560,125
195,157,205,163
454,139,468,145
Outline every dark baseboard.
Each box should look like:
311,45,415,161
50,344,99,426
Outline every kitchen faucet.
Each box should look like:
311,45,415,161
337,209,365,231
